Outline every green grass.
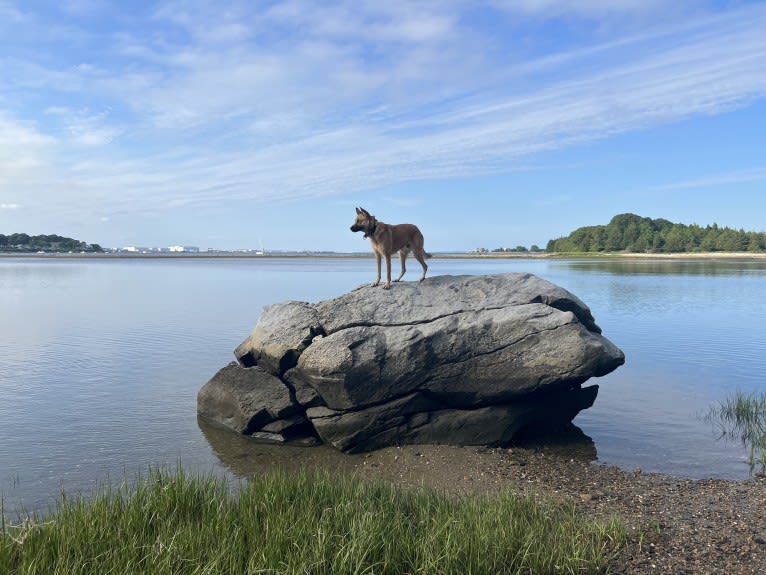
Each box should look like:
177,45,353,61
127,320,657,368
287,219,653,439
1,468,626,575
707,391,766,472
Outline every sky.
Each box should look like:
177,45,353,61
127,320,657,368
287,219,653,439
1,1,765,252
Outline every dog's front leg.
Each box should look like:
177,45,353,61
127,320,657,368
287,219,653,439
371,253,382,287
383,253,392,289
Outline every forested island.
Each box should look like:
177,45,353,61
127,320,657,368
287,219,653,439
0,233,103,253
546,213,766,254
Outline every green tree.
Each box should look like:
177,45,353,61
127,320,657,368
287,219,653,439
0,233,103,252
546,213,766,254
663,226,686,252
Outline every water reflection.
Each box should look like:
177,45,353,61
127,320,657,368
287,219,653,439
199,417,353,479
559,258,766,276
511,423,598,462
704,392,766,476
3,256,766,516
199,416,598,485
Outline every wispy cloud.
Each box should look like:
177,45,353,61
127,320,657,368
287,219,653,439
1,1,765,225
628,167,766,196
0,113,55,197
496,0,687,19
44,107,122,147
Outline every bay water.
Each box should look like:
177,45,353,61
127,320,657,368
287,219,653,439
2,256,765,515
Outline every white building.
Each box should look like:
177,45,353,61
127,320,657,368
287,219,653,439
168,245,200,253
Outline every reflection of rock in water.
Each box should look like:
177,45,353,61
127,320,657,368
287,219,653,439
511,423,598,462
199,415,599,494
198,416,354,479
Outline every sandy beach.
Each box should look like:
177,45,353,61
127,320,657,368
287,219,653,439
335,444,766,574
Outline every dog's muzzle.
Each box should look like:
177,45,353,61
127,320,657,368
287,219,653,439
350,225,362,232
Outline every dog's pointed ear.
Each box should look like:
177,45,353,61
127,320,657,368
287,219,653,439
360,207,370,216
355,207,361,214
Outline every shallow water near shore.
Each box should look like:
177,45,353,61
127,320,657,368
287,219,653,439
2,255,765,515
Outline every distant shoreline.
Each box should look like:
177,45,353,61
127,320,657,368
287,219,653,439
2,251,766,261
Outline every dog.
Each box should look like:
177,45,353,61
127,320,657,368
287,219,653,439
350,207,432,289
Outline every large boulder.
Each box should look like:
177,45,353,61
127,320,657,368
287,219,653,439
198,273,624,453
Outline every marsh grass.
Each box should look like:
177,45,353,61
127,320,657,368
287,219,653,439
1,468,625,575
706,391,766,472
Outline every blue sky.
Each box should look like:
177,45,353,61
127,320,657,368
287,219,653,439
1,1,765,252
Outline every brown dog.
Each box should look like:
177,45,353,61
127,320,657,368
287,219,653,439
350,207,431,289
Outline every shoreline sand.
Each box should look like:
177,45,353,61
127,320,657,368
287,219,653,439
314,444,766,573
200,421,766,574
3,251,766,260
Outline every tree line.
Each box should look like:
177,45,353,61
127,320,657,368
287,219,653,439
546,213,766,254
475,245,544,254
0,233,103,253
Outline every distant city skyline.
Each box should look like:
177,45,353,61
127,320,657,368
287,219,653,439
1,2,765,252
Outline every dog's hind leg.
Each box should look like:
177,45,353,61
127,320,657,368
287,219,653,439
414,250,428,282
395,249,409,282
411,233,429,282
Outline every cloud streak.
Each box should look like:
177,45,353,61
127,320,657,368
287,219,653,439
628,167,766,196
1,1,765,225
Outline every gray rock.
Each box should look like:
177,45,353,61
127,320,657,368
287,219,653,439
234,301,323,375
283,371,325,408
260,415,308,434
290,301,618,411
197,362,298,434
307,385,599,453
249,431,288,444
313,272,603,334
200,273,625,452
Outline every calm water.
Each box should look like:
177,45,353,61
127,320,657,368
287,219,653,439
2,256,766,514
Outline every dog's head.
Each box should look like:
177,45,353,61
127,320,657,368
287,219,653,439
350,207,376,238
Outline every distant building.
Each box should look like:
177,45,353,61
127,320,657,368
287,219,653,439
168,245,200,253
